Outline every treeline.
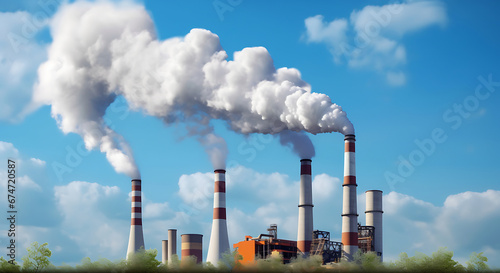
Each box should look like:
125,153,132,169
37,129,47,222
0,242,495,272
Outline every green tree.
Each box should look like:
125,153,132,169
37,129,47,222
0,257,21,272
126,248,161,272
390,247,465,272
75,257,119,271
214,249,243,270
354,250,384,271
21,242,53,272
466,252,489,271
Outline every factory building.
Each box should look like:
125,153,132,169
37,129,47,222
233,225,298,265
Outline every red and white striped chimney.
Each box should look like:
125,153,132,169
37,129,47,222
342,135,358,261
126,179,145,259
297,159,313,256
206,169,230,265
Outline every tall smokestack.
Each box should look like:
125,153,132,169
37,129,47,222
182,234,203,264
297,159,313,256
366,190,383,261
168,229,177,262
162,240,168,264
207,169,230,265
126,179,145,259
341,134,358,261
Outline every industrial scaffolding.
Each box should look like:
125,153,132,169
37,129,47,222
358,224,381,257
310,230,342,264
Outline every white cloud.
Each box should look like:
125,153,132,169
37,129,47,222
312,173,340,201
304,1,447,86
386,71,406,86
177,172,214,210
0,141,20,157
18,175,42,191
383,190,500,267
30,157,46,166
54,181,129,258
0,11,47,122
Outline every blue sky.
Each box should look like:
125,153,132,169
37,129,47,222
1,0,499,268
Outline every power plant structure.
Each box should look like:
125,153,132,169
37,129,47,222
126,134,384,265
342,134,358,261
161,240,168,264
297,159,313,257
233,224,298,264
168,229,177,261
181,234,203,264
363,190,383,260
206,169,230,265
126,179,145,259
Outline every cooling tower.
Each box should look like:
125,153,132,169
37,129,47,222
126,179,145,259
162,240,168,264
182,234,203,264
366,190,383,261
297,159,313,256
341,134,358,261
168,229,177,262
207,169,230,265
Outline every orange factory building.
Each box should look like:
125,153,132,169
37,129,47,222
233,224,298,265
233,235,298,265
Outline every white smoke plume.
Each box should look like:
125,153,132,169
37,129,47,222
182,119,228,170
199,133,228,170
34,1,354,176
278,130,316,159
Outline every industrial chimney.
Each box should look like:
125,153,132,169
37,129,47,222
341,134,358,261
168,229,177,262
126,179,145,259
207,169,230,265
297,159,313,256
366,190,383,261
162,240,168,264
182,234,203,264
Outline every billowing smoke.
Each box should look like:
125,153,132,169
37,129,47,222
279,130,316,159
183,120,228,170
34,1,354,176
199,133,228,170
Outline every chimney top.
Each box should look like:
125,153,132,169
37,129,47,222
344,134,356,141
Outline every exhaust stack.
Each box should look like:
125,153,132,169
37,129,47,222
126,179,145,259
182,234,203,264
207,169,230,264
297,159,313,256
366,190,383,261
341,134,358,261
168,229,177,262
162,240,168,264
